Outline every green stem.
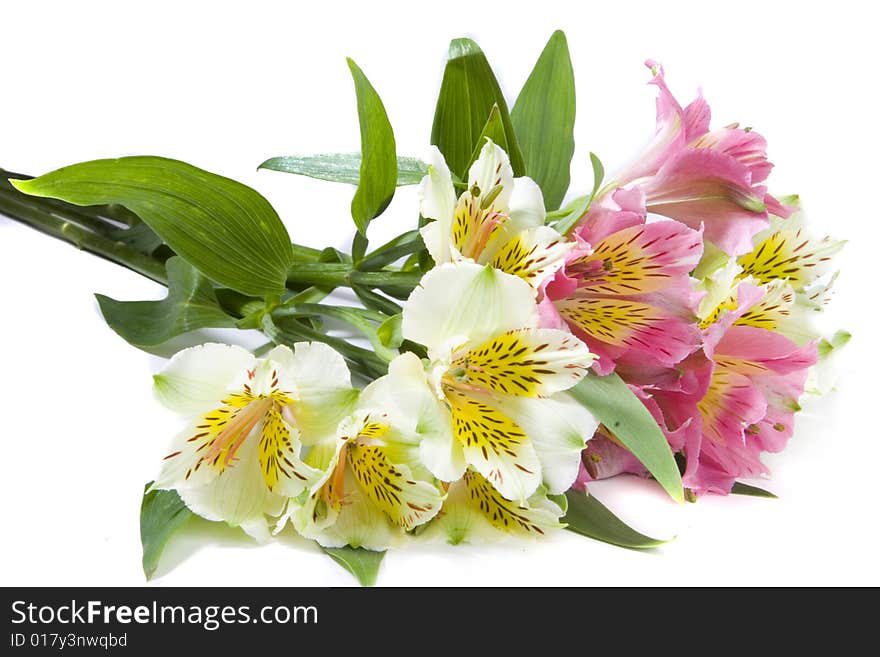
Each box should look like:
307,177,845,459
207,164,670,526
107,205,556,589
0,190,168,284
262,315,388,380
286,263,421,298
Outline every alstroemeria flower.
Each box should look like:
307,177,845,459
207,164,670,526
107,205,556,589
651,283,818,494
540,186,704,375
401,262,599,503
419,139,572,289
279,354,448,550
697,199,844,344
604,61,791,256
151,342,357,540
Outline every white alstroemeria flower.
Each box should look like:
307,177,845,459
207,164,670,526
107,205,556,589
278,355,449,550
401,262,599,504
419,139,572,289
151,342,358,541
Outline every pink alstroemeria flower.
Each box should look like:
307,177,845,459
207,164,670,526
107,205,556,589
607,61,792,256
647,283,817,495
539,186,704,376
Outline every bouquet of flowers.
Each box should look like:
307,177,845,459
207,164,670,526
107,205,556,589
0,31,845,585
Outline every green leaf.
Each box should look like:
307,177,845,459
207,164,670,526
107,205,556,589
140,484,194,580
511,30,576,211
347,58,398,235
430,38,525,180
563,490,668,549
320,545,385,586
259,153,426,186
10,157,293,296
463,104,511,175
569,373,683,502
95,256,237,350
730,482,778,498
376,313,404,349
549,153,604,235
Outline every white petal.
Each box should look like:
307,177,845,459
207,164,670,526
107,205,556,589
507,176,546,229
485,226,573,288
467,139,514,209
272,342,359,444
361,353,465,482
153,343,254,415
421,472,564,544
175,433,285,530
419,221,451,266
402,262,538,352
418,146,457,265
293,469,402,550
494,393,598,494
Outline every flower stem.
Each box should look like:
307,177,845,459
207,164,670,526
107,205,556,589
0,187,169,284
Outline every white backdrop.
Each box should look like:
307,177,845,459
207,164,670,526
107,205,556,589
1,0,876,586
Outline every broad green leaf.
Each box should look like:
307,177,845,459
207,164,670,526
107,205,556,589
320,545,385,586
10,157,293,296
140,484,195,580
730,482,778,498
430,38,525,180
564,490,668,549
463,104,511,175
95,256,236,350
259,154,426,186
347,58,397,235
511,30,576,210
569,373,683,502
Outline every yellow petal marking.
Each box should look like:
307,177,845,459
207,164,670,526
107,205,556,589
738,228,840,291
555,295,664,346
455,329,585,397
462,470,559,535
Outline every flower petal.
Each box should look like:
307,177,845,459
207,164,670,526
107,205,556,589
429,470,564,544
270,342,359,444
362,352,465,482
445,387,541,503
467,138,514,209
153,343,254,415
643,148,769,256
494,393,598,494
348,443,444,530
570,220,704,297
488,226,573,287
402,262,538,353
418,145,457,265
292,469,402,550
175,434,285,534
737,226,845,292
555,293,700,368
460,328,593,397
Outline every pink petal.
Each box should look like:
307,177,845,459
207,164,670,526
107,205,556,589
643,148,770,256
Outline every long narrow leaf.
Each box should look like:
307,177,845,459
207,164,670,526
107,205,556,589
569,373,683,502
347,58,397,235
259,154,425,186
564,490,668,549
511,30,576,210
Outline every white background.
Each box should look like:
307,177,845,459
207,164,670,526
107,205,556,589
1,0,877,586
